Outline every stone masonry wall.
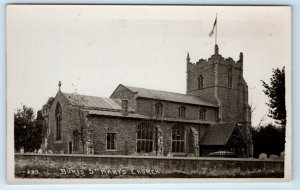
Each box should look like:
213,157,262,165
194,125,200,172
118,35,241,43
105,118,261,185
15,154,284,178
88,116,207,156
46,91,210,156
88,116,138,155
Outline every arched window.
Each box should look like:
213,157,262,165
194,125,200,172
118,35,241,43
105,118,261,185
73,130,80,151
55,103,62,141
155,102,164,117
199,108,206,120
172,124,185,153
178,106,186,119
198,75,204,90
228,75,232,88
137,123,153,153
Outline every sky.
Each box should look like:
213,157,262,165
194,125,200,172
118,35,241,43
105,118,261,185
6,5,291,127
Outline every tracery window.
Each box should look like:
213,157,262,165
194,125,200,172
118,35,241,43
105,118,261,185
55,103,62,141
137,123,153,153
172,124,185,153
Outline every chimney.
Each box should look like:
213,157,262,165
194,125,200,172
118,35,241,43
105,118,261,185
121,99,128,116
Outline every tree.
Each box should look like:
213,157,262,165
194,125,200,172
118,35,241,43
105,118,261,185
46,97,55,107
261,67,286,127
68,92,91,154
144,96,166,156
14,105,40,152
32,110,43,150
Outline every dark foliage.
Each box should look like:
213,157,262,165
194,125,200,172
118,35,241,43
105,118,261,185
252,124,285,158
261,67,286,127
14,105,42,152
46,97,55,107
34,110,44,150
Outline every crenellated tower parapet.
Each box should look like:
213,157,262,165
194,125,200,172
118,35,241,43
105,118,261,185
187,47,244,76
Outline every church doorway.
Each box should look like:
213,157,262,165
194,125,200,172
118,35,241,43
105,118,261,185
69,141,72,154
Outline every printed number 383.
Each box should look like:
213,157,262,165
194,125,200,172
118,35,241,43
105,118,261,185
27,170,39,175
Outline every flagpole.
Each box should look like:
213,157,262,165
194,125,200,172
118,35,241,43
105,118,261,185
215,13,218,45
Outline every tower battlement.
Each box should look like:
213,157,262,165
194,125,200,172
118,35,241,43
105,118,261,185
187,46,244,72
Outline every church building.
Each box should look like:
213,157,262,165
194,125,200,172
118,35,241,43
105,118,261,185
40,45,252,157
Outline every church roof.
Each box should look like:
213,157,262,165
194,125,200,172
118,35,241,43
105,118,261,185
122,85,218,107
63,93,124,111
88,110,215,124
199,122,237,145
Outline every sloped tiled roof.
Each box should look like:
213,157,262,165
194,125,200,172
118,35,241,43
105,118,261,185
123,85,217,107
88,110,215,124
88,110,148,119
63,93,122,110
200,122,237,145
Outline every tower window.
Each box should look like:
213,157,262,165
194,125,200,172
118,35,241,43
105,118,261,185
155,103,164,117
199,108,206,120
228,75,232,88
55,103,62,141
198,75,204,90
215,109,219,122
172,124,185,153
178,106,186,119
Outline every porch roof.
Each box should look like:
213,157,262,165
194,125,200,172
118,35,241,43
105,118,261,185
200,122,237,146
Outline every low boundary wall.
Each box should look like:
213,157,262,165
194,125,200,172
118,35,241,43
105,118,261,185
15,153,284,178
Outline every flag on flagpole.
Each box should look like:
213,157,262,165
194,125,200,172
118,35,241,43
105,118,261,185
209,17,217,37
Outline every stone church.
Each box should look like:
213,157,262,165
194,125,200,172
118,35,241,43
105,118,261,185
40,45,252,157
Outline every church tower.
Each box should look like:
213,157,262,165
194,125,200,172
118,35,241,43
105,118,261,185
186,44,252,155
